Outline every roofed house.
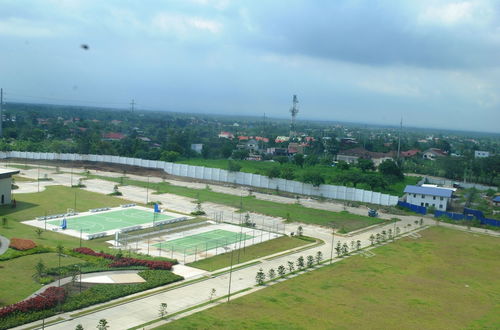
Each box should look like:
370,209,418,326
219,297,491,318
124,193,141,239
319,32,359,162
218,131,234,139
423,148,447,160
336,147,394,167
401,149,420,158
103,132,126,141
404,185,453,210
492,195,500,206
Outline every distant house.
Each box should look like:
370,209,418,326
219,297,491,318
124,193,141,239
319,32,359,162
404,185,453,210
191,144,203,154
138,137,151,142
492,195,500,206
266,147,288,156
244,139,259,153
238,136,250,141
103,132,126,141
218,131,234,139
336,147,393,167
422,148,447,160
255,136,269,143
246,154,262,161
401,149,420,158
288,142,305,155
474,150,490,158
275,136,290,143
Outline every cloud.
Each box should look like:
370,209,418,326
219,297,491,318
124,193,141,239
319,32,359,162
0,17,66,37
419,1,478,25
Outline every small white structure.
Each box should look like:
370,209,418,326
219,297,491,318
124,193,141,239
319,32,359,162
190,144,203,154
0,168,20,205
474,150,490,158
404,185,453,210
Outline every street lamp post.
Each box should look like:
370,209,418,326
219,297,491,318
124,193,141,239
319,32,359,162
227,246,235,302
330,227,335,264
34,293,46,329
146,176,150,204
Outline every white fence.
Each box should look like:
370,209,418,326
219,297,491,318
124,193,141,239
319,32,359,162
0,151,399,206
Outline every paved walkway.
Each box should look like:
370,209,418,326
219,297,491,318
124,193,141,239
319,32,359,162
0,234,10,255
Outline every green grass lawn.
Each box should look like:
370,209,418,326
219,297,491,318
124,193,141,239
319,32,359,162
187,236,311,271
0,185,134,251
90,175,385,232
0,253,85,306
159,227,500,329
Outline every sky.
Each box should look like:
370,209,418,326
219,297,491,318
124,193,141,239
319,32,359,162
0,0,499,133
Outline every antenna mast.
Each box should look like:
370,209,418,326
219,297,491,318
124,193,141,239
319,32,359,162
397,116,402,162
289,94,299,137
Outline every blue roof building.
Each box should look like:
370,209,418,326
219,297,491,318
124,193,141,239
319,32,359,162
404,185,453,210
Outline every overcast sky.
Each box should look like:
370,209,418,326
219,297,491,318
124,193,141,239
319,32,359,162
1,0,499,132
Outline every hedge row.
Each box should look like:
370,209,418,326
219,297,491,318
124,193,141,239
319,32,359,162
73,247,173,270
0,271,183,330
0,246,53,261
61,270,182,311
0,286,65,319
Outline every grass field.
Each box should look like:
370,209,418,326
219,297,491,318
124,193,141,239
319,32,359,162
159,227,500,329
0,186,134,251
90,175,385,232
47,208,175,234
154,229,253,255
0,253,85,306
187,236,312,271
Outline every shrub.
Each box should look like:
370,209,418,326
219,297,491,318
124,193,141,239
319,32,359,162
9,238,37,251
0,286,65,319
0,246,53,261
73,247,174,270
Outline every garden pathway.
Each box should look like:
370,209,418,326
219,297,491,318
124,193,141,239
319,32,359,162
0,234,10,255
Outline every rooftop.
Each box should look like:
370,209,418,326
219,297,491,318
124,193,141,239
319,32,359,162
404,185,453,198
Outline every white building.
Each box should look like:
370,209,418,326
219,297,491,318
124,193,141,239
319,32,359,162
474,150,490,158
0,168,20,205
404,185,453,210
190,144,203,154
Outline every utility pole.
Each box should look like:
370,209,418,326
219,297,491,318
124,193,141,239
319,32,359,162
130,99,135,112
0,88,3,138
397,116,402,162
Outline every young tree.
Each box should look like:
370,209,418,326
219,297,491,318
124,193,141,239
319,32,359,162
369,234,375,246
419,218,424,226
35,228,43,238
306,255,314,268
277,265,286,277
158,303,168,319
335,242,342,257
293,154,305,168
356,240,362,250
375,233,381,244
287,261,295,273
297,226,303,236
395,226,401,236
381,230,387,241
2,217,7,228
388,228,393,240
341,243,349,256
208,288,217,302
96,319,109,330
75,324,84,330
296,256,305,269
35,259,45,278
256,268,266,285
350,240,355,251
315,251,323,264
268,268,276,281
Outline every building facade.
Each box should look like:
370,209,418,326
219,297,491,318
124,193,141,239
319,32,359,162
0,168,20,205
404,185,453,210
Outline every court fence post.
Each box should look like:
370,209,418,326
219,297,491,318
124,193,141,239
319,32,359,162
183,248,186,264
205,242,208,257
194,246,197,262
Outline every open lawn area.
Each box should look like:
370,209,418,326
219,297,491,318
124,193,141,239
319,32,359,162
91,175,385,232
187,236,313,271
159,227,500,329
0,185,132,251
0,253,85,306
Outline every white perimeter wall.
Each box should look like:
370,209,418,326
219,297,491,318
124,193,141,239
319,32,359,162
0,151,399,206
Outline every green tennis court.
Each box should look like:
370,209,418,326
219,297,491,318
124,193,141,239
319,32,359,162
154,229,254,255
47,208,175,234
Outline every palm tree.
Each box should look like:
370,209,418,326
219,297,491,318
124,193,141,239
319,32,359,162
369,234,375,245
287,261,295,273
